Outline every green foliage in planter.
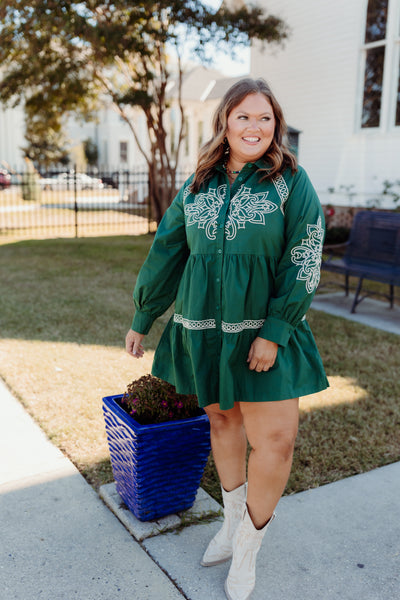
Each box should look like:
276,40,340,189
121,375,199,425
324,226,350,245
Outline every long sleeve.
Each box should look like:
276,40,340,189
131,184,190,334
258,167,325,347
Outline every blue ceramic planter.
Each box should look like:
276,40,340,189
102,394,211,521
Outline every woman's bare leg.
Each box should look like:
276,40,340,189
204,402,247,492
239,398,299,528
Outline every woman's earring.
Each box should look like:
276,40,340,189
223,137,230,156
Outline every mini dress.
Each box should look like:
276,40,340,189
131,160,329,409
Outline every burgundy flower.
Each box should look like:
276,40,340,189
122,375,198,424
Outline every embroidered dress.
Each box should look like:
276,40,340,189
131,160,329,410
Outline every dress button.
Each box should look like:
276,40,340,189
217,249,222,254
216,305,220,310
216,277,220,283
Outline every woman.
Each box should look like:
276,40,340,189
126,78,328,600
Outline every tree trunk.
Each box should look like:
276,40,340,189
148,161,178,225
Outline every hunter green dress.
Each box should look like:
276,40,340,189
131,160,329,410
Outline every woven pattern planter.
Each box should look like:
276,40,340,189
103,394,211,521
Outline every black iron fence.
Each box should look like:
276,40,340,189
0,168,157,240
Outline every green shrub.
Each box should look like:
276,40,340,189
325,226,350,245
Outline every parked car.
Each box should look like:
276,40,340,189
99,173,119,189
40,172,104,191
0,169,12,189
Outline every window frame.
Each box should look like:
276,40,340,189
358,0,400,132
119,140,128,163
184,116,190,157
391,10,400,127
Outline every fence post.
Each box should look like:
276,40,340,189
73,166,78,237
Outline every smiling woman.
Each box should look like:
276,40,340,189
125,77,328,599
225,93,276,177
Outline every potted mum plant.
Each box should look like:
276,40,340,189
102,375,211,522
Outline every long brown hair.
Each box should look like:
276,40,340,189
190,78,297,194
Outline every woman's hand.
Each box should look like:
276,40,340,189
125,329,145,359
247,337,278,372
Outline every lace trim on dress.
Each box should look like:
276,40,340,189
221,319,265,333
173,314,266,333
173,314,216,330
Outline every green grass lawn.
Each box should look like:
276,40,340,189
1,235,399,505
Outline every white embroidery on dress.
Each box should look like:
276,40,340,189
225,186,278,241
173,313,216,330
184,185,226,240
222,319,265,333
183,185,192,203
290,217,324,293
173,314,265,333
272,174,289,214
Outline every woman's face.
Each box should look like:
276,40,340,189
225,93,275,166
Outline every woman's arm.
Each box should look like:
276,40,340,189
257,167,325,348
130,179,192,337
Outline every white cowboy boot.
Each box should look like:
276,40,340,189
224,507,275,600
201,482,247,567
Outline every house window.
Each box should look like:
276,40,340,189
362,45,386,127
120,141,128,163
184,117,190,156
198,121,204,148
365,0,388,42
397,66,400,125
396,18,400,125
361,0,400,128
170,119,176,155
361,0,388,128
103,140,108,166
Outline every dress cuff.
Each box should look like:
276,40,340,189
131,310,155,335
258,316,294,347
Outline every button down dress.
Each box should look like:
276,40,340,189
131,161,329,410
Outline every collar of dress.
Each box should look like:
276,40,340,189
215,158,270,174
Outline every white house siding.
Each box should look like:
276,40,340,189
176,100,217,171
0,103,26,169
167,66,224,171
67,104,148,171
251,0,400,208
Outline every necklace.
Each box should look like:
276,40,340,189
223,164,241,174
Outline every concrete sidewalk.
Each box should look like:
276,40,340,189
142,464,400,599
2,358,400,600
0,378,184,600
312,291,400,335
